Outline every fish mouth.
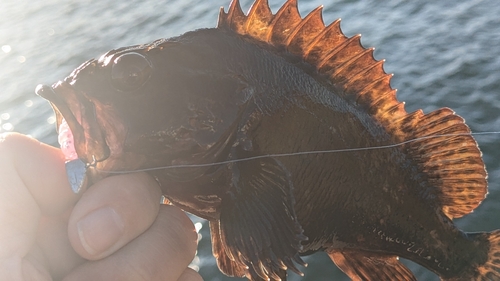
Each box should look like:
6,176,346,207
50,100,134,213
36,81,110,165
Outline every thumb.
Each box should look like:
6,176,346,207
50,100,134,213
67,173,162,260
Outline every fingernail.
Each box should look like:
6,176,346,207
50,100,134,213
76,206,125,255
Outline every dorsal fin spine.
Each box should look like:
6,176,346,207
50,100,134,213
305,20,346,65
369,90,399,114
284,6,323,47
246,0,268,23
385,102,405,116
218,7,227,28
343,59,385,92
355,75,392,103
269,0,302,44
245,0,272,38
228,0,245,33
282,12,307,47
264,9,281,42
317,35,361,69
328,47,375,79
303,19,342,57
226,0,238,23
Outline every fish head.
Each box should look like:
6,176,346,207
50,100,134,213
36,35,244,194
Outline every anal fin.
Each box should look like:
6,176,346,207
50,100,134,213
327,249,416,281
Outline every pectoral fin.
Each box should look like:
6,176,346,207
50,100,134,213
214,156,307,280
211,221,289,280
328,249,416,281
210,221,247,278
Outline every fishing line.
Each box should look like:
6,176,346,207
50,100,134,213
95,131,500,174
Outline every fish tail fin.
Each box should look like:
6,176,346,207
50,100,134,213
446,230,500,280
472,230,500,281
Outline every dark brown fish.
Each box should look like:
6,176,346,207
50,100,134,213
36,0,500,280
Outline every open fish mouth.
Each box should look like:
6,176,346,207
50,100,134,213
36,81,110,166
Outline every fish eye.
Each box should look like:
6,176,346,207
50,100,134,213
110,52,152,92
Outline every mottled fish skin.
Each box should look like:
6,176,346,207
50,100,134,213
35,0,500,280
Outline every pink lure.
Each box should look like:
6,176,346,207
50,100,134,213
58,119,78,161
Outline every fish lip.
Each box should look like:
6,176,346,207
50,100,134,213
36,81,110,165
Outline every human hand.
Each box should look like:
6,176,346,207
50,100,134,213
0,133,202,281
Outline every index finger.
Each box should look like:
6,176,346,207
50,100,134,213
0,133,79,215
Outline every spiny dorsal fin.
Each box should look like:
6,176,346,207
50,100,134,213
218,0,487,217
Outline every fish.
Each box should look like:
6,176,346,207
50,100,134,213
35,0,500,280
